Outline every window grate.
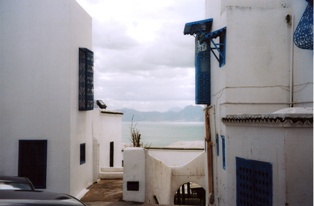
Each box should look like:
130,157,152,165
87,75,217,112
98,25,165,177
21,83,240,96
236,157,272,206
195,40,211,104
79,48,94,111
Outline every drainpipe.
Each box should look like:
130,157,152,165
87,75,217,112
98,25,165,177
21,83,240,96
205,108,214,204
289,14,295,107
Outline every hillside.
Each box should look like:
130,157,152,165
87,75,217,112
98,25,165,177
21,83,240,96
119,105,204,122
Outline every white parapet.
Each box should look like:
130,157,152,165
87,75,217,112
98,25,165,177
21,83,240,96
99,167,123,179
123,147,146,202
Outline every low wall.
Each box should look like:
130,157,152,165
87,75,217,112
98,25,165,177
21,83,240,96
99,167,123,179
123,147,205,205
145,153,172,205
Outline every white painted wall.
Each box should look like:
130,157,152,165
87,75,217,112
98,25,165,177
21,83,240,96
146,150,205,205
206,0,313,127
170,152,206,204
92,110,123,168
123,148,205,205
145,154,172,205
223,124,313,205
123,148,146,202
0,0,93,196
284,127,313,205
203,0,313,205
225,126,286,205
148,149,203,167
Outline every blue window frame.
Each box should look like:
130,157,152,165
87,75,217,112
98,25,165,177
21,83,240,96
221,135,226,170
215,134,219,156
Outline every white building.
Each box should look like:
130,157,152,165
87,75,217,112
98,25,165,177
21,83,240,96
0,0,96,197
185,0,313,205
92,109,124,179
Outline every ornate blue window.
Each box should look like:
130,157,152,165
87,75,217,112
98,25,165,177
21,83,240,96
79,48,94,111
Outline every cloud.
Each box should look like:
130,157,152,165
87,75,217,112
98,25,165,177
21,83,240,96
76,0,204,111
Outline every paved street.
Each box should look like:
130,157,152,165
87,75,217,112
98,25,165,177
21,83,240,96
81,179,156,206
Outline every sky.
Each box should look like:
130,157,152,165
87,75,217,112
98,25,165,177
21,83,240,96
76,0,205,112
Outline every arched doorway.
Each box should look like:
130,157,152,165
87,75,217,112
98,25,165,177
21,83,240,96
174,182,205,206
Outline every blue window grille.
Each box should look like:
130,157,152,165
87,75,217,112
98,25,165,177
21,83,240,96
195,39,211,104
216,134,219,156
236,157,272,206
221,135,226,170
79,48,94,111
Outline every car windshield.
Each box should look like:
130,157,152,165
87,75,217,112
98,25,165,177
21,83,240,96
0,181,32,190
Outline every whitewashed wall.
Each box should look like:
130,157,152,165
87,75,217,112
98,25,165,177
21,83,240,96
123,148,146,202
92,110,123,168
145,153,172,204
225,126,286,205
204,0,313,205
148,149,203,167
0,0,93,197
284,127,313,205
223,124,313,205
122,149,205,205
206,0,313,130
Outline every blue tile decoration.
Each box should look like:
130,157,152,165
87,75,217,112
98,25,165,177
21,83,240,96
293,0,313,50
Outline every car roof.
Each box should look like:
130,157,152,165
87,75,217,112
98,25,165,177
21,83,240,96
0,176,30,183
0,190,85,206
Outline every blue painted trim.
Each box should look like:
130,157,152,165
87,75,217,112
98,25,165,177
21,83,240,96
215,134,219,156
221,135,226,170
183,18,213,35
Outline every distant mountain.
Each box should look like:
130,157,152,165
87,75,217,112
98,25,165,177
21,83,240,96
167,106,182,112
119,105,204,122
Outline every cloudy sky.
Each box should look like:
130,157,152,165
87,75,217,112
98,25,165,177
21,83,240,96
76,0,205,112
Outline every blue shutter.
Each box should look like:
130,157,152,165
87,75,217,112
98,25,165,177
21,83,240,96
195,39,211,104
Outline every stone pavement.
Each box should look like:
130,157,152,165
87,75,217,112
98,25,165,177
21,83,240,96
81,179,155,206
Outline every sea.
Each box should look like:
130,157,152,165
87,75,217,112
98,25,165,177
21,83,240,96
122,121,205,147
